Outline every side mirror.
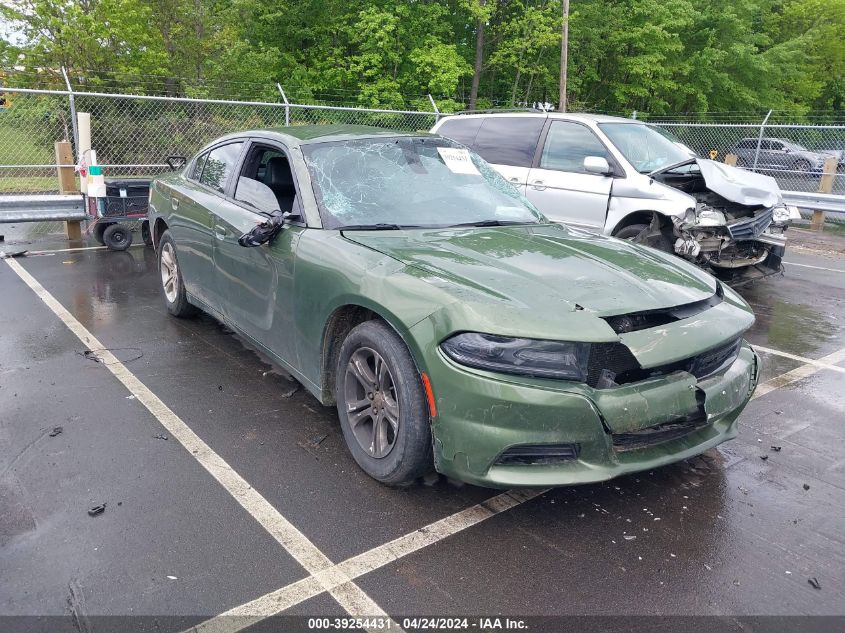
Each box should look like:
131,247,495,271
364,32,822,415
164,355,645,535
583,156,612,175
166,155,187,170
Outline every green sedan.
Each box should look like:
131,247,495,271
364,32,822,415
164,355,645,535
148,125,760,488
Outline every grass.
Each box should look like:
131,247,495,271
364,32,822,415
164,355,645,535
0,176,60,193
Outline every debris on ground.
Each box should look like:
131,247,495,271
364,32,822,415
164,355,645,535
87,503,106,517
48,426,64,437
771,446,782,452
78,348,144,364
0,249,28,259
803,484,811,491
808,577,822,590
153,433,168,441
308,433,327,448
218,385,223,391
760,455,769,461
166,575,177,580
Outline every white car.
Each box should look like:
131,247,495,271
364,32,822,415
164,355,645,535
432,112,800,284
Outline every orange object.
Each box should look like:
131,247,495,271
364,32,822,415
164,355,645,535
421,372,437,418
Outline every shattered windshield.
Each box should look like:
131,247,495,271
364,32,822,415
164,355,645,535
302,137,543,229
599,123,693,173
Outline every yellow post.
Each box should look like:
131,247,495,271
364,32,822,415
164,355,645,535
55,140,83,240
811,157,838,231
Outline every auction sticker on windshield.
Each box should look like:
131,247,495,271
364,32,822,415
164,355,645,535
437,147,480,175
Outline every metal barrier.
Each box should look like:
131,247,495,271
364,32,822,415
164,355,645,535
0,194,85,222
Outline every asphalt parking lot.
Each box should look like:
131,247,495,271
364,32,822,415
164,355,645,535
2,227,844,633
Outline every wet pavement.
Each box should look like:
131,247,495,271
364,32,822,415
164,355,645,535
1,228,844,632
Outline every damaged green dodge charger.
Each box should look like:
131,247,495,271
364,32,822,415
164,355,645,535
149,125,759,488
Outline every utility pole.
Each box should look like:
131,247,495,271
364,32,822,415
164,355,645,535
558,0,570,112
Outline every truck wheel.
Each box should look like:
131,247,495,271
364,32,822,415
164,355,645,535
102,223,133,251
335,320,433,486
793,159,812,172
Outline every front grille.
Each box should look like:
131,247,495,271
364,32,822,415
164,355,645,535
612,413,708,451
495,443,580,465
727,207,774,240
588,337,741,388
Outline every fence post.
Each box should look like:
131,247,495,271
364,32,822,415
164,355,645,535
811,157,839,231
61,66,80,160
752,109,772,171
276,83,290,127
631,110,637,120
428,94,440,122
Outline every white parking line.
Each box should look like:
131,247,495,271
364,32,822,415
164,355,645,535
753,344,845,374
784,260,845,274
751,346,845,399
190,489,547,633
4,258,399,633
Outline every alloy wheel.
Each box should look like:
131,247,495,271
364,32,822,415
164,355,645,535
160,242,178,303
344,347,400,458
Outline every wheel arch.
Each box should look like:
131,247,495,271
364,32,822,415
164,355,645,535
610,211,658,236
318,302,422,406
152,217,169,250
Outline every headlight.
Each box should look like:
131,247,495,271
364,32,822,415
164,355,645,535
440,332,590,381
772,205,794,225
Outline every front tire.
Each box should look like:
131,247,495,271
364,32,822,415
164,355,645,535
335,320,433,486
614,223,649,241
157,230,197,318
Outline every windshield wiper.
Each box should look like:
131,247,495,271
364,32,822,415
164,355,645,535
447,219,535,228
338,223,406,231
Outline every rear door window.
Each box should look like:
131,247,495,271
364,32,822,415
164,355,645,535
200,142,244,193
436,118,484,146
472,117,545,167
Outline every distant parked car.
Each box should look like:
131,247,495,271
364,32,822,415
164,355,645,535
432,112,799,285
726,137,842,173
148,125,760,488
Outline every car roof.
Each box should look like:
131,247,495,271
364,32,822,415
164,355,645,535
210,124,427,147
439,111,638,125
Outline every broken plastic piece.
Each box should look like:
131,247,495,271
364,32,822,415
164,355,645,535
87,503,106,517
803,483,810,491
771,446,782,452
153,433,168,441
808,577,821,590
760,455,769,461
48,426,63,437
0,249,28,259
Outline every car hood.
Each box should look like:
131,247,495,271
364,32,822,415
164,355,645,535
652,158,782,207
345,223,717,321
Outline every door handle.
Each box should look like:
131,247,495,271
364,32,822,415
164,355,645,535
508,177,520,183
171,197,180,210
530,180,546,191
214,224,228,240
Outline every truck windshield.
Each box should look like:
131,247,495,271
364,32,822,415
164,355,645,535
302,137,543,229
599,123,693,173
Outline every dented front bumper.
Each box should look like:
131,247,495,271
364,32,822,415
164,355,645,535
426,343,759,489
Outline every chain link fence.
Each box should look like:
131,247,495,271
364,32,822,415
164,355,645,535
2,70,845,239
648,120,845,196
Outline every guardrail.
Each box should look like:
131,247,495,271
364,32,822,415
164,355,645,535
0,194,86,222
782,191,845,214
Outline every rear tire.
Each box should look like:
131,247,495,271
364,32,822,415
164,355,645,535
157,230,197,318
793,159,812,172
335,320,433,486
102,223,132,251
141,221,153,246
